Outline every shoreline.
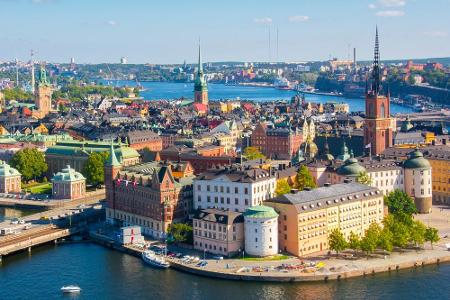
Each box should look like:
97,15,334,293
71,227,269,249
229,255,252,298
88,230,450,283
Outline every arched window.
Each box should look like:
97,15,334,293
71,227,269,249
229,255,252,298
381,103,385,118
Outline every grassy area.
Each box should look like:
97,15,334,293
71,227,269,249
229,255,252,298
23,182,52,194
240,254,289,261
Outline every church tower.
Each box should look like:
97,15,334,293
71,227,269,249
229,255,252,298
194,43,208,105
364,28,393,155
33,65,52,119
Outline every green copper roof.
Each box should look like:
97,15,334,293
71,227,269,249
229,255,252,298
404,149,430,169
337,139,350,161
106,142,121,167
244,205,278,219
194,43,208,92
38,65,50,86
337,157,366,176
46,141,139,161
52,165,85,182
0,160,21,177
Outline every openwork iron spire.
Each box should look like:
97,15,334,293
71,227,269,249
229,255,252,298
371,26,381,95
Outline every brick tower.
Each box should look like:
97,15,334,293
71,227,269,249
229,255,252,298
364,28,393,156
194,43,208,105
33,65,52,119
105,142,122,224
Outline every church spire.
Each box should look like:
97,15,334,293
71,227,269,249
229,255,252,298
371,26,381,95
197,40,203,75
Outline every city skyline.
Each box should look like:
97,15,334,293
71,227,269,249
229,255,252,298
0,0,449,64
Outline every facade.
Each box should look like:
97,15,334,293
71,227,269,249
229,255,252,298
251,123,302,160
423,146,450,205
46,140,140,175
33,65,52,119
364,29,393,155
193,208,244,257
265,183,384,256
105,146,195,239
0,160,21,193
403,150,433,213
244,205,278,257
125,130,163,151
193,167,276,213
194,45,208,106
51,165,86,200
309,149,433,213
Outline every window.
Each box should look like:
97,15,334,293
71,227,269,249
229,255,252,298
197,185,201,191
207,185,210,192
244,188,248,194
226,187,230,193
235,198,238,205
235,187,238,194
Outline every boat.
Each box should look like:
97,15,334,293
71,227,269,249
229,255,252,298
61,285,81,293
141,250,170,269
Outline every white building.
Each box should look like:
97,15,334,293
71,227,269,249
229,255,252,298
403,149,432,213
244,205,278,257
193,167,276,213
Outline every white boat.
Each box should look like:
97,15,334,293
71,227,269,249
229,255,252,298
142,250,170,269
61,285,81,293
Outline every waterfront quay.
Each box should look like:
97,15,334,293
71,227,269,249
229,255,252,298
88,205,450,283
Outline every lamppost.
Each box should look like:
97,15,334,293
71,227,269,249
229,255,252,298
203,248,207,260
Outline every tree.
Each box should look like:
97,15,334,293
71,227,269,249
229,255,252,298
424,227,440,249
167,223,193,244
383,214,410,248
384,190,417,224
378,227,394,252
328,228,347,254
243,147,265,161
409,220,426,248
83,152,109,186
348,231,361,252
275,179,291,196
10,148,48,182
356,171,372,185
295,165,317,190
360,223,381,257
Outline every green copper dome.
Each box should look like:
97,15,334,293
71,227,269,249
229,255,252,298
0,160,21,177
337,157,366,176
403,149,430,169
244,205,278,219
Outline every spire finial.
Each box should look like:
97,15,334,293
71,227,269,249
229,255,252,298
107,140,120,167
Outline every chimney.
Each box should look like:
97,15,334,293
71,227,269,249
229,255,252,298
443,138,447,145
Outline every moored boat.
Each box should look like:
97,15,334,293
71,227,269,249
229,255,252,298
142,250,170,269
61,285,81,293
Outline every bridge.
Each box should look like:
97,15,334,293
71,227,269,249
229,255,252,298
395,110,450,123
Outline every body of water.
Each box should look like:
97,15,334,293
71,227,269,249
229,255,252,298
0,207,42,223
0,243,449,300
106,81,414,115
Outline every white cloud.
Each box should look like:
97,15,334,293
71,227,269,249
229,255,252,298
288,15,310,22
254,17,272,24
368,3,376,9
423,31,448,37
376,10,405,17
379,0,406,7
107,20,118,26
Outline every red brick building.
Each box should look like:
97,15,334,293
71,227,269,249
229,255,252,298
125,130,163,151
251,123,302,160
160,145,235,175
364,29,393,156
105,144,195,239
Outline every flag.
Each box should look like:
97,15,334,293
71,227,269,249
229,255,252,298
365,143,371,149
116,179,121,184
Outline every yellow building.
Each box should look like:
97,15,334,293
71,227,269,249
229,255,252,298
0,125,9,136
265,182,384,256
424,146,450,204
33,124,49,135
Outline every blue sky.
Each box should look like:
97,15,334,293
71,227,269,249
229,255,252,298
0,0,449,63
